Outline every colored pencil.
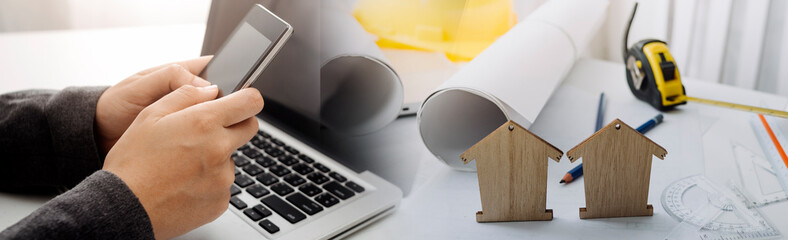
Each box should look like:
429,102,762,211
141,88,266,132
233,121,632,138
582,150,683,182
561,93,605,184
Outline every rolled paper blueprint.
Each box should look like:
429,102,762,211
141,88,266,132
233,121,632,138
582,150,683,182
417,0,609,171
251,0,403,135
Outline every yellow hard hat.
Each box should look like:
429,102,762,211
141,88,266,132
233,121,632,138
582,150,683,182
353,0,516,62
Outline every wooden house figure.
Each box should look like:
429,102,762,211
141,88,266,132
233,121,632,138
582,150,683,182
566,119,667,219
460,120,563,222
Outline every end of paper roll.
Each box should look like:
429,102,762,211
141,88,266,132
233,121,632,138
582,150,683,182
321,55,403,135
418,88,530,171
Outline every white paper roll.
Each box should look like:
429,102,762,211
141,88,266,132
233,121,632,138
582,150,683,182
417,0,609,171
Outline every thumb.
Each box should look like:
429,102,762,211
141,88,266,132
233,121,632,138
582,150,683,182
146,85,219,117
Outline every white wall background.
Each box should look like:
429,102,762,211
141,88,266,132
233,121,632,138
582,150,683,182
589,0,788,96
0,0,211,32
1,0,787,95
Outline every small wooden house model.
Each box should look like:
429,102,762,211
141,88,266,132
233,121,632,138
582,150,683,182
461,120,563,222
567,119,667,219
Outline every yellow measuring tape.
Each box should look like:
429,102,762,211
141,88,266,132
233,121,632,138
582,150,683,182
684,96,788,118
623,4,788,119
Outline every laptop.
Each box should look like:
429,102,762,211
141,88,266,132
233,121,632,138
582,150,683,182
198,2,402,239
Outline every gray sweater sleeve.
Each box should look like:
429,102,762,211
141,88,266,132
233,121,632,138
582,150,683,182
0,171,155,240
0,87,107,189
0,87,154,239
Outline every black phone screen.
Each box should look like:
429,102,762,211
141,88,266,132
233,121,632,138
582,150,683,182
199,21,272,97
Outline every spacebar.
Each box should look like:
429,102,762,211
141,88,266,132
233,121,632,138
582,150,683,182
262,195,306,224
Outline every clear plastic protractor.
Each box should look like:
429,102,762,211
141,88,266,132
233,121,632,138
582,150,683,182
661,175,781,240
661,175,724,229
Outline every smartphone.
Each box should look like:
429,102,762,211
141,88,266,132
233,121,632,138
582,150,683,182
199,4,293,97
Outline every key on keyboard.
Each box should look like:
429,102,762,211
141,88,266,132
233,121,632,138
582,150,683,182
251,138,268,149
314,193,339,208
242,164,264,176
278,155,299,166
259,219,279,234
234,174,254,188
271,182,294,196
329,172,347,182
323,181,355,200
264,148,284,158
243,148,261,159
283,174,306,187
313,163,330,173
345,181,365,193
292,163,314,175
233,155,250,167
270,138,285,146
246,184,270,198
230,196,247,209
252,204,273,218
286,193,323,215
297,154,314,163
243,208,263,221
255,156,277,168
284,146,299,154
230,185,242,196
307,172,330,185
257,130,271,139
299,183,323,197
256,173,279,186
269,165,291,177
262,195,306,224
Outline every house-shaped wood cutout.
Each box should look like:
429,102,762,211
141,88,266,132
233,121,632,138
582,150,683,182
460,120,563,222
566,119,667,219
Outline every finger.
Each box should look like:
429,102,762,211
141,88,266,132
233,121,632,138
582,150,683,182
147,85,219,117
136,56,213,76
224,117,259,151
129,64,212,107
177,56,213,75
228,156,235,175
225,156,236,185
192,88,264,127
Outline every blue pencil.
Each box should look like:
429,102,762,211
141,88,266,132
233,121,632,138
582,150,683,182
561,93,605,184
595,93,605,131
636,114,664,133
559,160,584,184
560,113,664,183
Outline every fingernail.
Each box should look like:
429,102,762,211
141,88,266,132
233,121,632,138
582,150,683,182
192,77,211,87
200,85,218,91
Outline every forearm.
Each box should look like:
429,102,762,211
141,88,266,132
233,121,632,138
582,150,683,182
0,87,108,189
0,170,154,239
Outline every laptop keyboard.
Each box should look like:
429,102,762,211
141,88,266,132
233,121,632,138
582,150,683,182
228,130,366,235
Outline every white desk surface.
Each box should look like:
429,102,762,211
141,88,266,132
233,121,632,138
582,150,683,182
1,24,788,239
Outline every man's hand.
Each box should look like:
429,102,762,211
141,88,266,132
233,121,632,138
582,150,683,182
102,85,264,239
95,57,212,155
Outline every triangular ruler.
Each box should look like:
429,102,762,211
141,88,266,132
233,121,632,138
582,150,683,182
731,141,788,206
750,114,788,195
